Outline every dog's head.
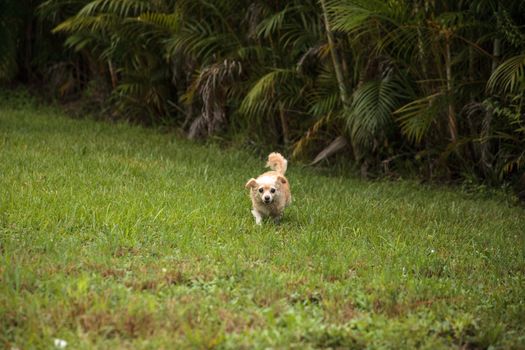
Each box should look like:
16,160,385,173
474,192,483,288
245,175,287,204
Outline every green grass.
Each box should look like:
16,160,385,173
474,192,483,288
1,96,524,349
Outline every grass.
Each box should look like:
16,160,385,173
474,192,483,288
1,95,524,349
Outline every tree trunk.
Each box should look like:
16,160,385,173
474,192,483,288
480,36,500,177
319,0,359,161
444,36,457,143
319,0,350,108
279,102,289,146
108,60,118,89
415,1,428,78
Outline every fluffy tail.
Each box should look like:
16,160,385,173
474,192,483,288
266,152,288,175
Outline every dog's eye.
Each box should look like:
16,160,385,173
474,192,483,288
258,188,263,193
270,188,276,193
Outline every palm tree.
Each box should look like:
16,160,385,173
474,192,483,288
239,1,322,147
324,0,524,179
52,0,177,120
39,0,525,186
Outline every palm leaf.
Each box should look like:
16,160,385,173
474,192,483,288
325,0,401,35
256,6,292,39
137,12,181,32
345,78,408,146
77,0,153,17
310,135,348,165
292,113,333,159
487,54,525,94
54,14,119,34
395,92,444,144
239,68,295,118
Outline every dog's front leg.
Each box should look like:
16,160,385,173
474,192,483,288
251,209,263,225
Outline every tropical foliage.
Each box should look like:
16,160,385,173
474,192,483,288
2,0,525,190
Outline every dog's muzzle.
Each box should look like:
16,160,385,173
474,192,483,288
263,196,271,204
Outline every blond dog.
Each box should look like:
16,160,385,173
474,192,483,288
245,152,292,224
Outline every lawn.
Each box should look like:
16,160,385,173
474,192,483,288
1,97,524,349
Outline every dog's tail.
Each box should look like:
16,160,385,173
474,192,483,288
266,152,288,175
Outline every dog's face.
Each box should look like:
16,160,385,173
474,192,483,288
245,176,286,205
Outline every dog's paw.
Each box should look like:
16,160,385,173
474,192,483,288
251,209,262,225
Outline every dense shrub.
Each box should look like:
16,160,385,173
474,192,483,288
1,0,524,191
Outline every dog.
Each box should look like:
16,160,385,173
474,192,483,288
245,152,292,224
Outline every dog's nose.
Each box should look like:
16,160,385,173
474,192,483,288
264,195,270,201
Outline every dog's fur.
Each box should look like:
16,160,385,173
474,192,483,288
245,152,292,224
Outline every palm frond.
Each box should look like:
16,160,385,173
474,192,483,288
239,68,295,118
304,62,342,116
137,12,181,32
487,54,525,94
345,78,408,146
256,6,292,39
395,92,444,144
77,0,153,17
325,0,402,35
310,135,348,165
38,0,87,23
292,113,333,159
164,21,238,63
53,14,119,34
184,60,243,138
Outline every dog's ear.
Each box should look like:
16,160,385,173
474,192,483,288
277,175,287,184
245,178,257,189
